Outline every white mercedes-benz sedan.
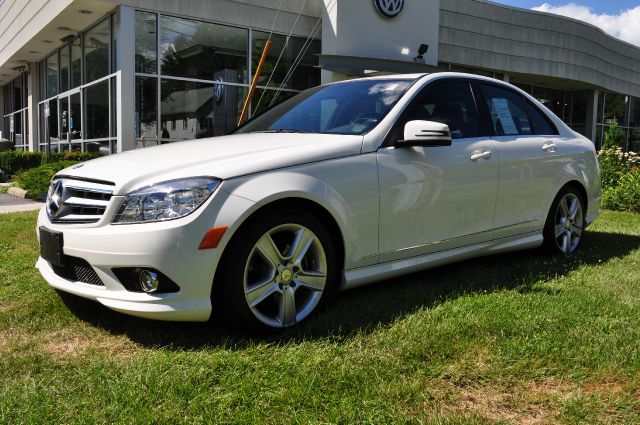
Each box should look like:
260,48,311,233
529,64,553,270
36,73,600,330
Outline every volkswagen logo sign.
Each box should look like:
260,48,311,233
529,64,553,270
214,77,225,105
47,180,66,218
373,0,405,18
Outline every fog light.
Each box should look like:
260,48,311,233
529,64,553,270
139,269,159,293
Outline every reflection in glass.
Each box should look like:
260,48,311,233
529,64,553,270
46,53,59,98
70,92,82,140
252,31,320,91
84,81,109,139
160,79,214,140
569,91,587,126
13,112,22,147
252,89,295,117
628,97,640,128
135,11,157,74
12,75,23,111
112,11,119,73
604,92,627,124
59,96,69,142
136,76,157,140
47,99,59,147
71,38,82,88
532,86,564,119
160,15,248,82
212,83,245,135
60,45,70,93
84,18,110,83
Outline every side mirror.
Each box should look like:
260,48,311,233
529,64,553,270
396,120,452,147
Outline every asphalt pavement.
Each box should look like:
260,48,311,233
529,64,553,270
0,193,44,213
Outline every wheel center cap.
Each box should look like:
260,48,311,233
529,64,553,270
280,268,293,284
565,220,572,230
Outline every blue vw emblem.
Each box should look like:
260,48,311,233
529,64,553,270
214,77,225,105
373,0,404,18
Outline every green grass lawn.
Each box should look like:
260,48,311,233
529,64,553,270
1,210,640,424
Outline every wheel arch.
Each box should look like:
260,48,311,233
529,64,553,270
211,196,347,293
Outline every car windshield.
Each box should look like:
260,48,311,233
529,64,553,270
235,79,414,135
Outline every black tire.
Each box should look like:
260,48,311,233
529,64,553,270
542,185,586,255
212,208,338,332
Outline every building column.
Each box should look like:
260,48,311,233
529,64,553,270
27,64,39,151
116,6,136,153
585,90,599,145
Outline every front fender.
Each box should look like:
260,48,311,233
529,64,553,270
221,154,380,270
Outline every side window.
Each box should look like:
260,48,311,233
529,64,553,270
479,83,532,136
393,80,480,141
524,99,559,135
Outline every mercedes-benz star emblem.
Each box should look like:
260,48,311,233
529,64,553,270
373,0,405,18
47,181,65,218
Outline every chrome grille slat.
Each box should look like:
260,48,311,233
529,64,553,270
47,178,114,224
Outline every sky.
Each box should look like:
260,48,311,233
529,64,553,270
496,1,640,46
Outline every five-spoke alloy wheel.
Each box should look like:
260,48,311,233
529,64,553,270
215,209,337,331
543,187,586,255
244,224,328,328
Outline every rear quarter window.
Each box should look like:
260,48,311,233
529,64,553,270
524,99,559,135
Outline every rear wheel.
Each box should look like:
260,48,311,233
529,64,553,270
543,186,586,255
214,209,338,331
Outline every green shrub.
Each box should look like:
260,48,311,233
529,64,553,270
42,151,103,164
13,161,77,200
0,151,43,175
601,168,640,213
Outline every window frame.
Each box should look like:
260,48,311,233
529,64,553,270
383,77,482,147
473,80,559,137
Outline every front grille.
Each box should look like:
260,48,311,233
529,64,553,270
47,178,115,224
51,255,104,286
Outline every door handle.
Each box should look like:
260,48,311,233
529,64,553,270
470,150,492,161
542,141,557,152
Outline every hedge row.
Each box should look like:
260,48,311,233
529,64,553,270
0,151,102,176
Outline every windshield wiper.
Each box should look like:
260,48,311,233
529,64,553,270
252,128,315,133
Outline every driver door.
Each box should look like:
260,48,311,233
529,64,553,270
377,79,499,262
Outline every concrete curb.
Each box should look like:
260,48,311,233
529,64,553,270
0,203,43,214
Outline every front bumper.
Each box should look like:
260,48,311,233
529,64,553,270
35,189,255,321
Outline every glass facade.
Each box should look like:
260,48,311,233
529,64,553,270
594,91,640,151
2,73,29,150
37,13,119,154
135,10,320,147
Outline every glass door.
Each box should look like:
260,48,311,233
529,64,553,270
57,88,82,152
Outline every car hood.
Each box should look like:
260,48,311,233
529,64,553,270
56,133,364,195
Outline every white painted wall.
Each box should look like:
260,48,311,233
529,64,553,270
322,0,440,79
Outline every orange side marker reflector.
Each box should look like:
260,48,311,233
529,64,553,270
198,226,228,250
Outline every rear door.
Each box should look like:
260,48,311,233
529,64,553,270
475,82,564,238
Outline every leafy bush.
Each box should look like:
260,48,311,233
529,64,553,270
598,146,639,189
43,151,103,164
0,151,43,175
13,161,77,200
601,169,640,213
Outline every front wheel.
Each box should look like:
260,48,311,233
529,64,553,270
542,187,586,255
214,209,338,331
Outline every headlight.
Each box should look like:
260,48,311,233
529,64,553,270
112,177,221,224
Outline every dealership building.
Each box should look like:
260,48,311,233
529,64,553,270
1,0,639,155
